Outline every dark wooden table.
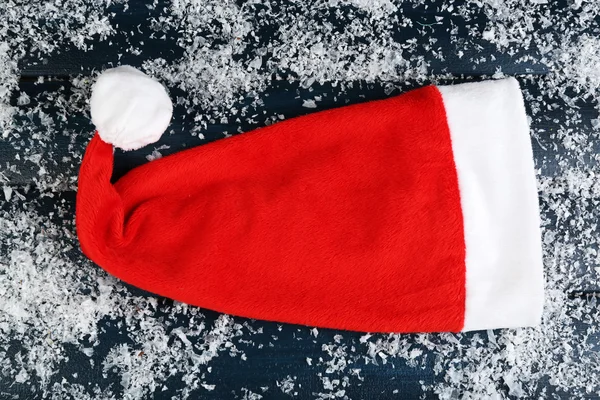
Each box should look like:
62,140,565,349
1,1,600,399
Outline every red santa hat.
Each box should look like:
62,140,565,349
76,66,544,333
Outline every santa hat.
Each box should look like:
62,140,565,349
76,66,544,333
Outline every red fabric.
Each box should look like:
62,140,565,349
76,85,466,333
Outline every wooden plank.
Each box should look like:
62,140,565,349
18,1,183,77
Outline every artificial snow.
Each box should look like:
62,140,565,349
1,0,600,398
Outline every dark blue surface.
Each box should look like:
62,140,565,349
3,1,600,399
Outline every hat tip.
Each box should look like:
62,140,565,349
90,66,173,151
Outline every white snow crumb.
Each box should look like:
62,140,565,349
492,67,505,79
17,92,30,106
3,186,12,201
241,388,263,400
486,330,498,348
409,348,422,359
146,144,171,162
504,369,526,397
277,375,296,395
146,150,164,161
248,57,263,70
14,368,30,383
482,29,495,41
302,99,318,108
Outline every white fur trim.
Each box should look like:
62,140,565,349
90,66,173,151
438,78,544,332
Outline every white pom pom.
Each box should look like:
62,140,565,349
90,66,173,151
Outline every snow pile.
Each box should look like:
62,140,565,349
141,0,429,134
0,195,245,399
0,1,118,137
103,314,242,399
557,34,600,99
0,200,118,387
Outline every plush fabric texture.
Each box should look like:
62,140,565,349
77,85,468,333
438,79,544,331
90,66,173,151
